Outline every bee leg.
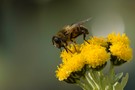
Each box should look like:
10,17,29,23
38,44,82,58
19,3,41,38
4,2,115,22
83,34,90,44
70,33,77,51
63,46,72,53
70,40,77,52
65,41,68,46
64,47,68,53
84,39,90,44
72,40,77,52
72,40,76,44
73,44,77,52
70,33,73,42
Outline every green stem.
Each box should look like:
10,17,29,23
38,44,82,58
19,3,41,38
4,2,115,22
88,72,100,90
85,72,97,90
76,63,128,90
97,71,103,90
109,62,115,89
76,80,91,90
109,62,115,79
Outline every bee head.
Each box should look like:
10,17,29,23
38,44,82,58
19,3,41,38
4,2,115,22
52,36,62,48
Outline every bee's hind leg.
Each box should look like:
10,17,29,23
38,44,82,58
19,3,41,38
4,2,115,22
83,34,90,44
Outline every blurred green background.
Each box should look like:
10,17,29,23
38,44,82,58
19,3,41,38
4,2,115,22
0,0,135,90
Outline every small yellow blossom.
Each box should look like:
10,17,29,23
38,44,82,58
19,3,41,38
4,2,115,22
60,50,72,63
56,44,85,81
107,32,130,45
65,54,85,72
81,44,110,68
110,42,133,61
56,64,71,81
60,44,81,63
56,53,85,81
88,36,108,47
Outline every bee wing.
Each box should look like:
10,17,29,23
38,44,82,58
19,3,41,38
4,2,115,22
71,17,93,28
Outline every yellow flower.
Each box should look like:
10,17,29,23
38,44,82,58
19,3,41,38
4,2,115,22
81,44,110,68
60,44,81,63
65,53,85,72
107,32,130,45
56,32,133,81
60,50,72,63
110,42,133,61
88,36,108,47
56,44,85,81
56,53,85,81
56,64,71,81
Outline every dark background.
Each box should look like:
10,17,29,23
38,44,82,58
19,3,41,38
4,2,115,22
0,0,135,90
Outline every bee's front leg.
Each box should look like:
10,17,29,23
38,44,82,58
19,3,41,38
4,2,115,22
63,46,72,53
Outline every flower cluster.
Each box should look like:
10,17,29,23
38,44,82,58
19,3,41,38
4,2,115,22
56,37,110,81
107,33,132,65
55,32,133,89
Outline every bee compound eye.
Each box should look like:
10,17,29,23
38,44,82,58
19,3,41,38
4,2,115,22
54,37,61,43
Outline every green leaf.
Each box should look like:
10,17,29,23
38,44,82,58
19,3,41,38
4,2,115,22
113,82,123,90
121,73,129,88
114,72,123,82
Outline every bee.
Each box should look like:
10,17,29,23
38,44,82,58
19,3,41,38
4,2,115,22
52,17,92,52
